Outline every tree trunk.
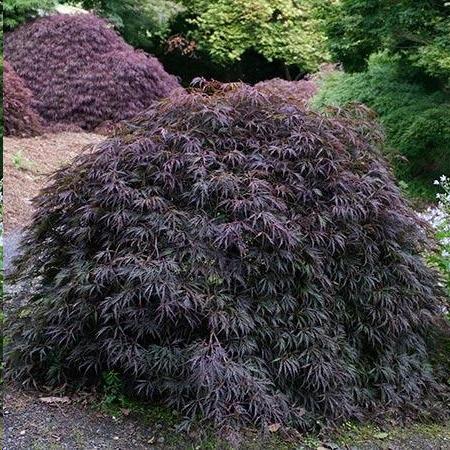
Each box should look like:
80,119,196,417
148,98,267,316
283,63,292,81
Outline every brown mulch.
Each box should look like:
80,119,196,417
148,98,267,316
4,132,105,233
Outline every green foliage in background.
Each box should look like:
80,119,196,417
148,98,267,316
313,53,450,199
183,0,331,74
427,176,450,385
430,176,450,297
4,0,56,30
325,0,450,87
70,0,185,49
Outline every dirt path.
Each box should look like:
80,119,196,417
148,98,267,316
4,132,104,233
3,131,105,273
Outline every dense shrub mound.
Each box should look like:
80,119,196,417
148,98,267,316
4,61,45,137
4,13,180,130
7,82,448,435
255,78,317,103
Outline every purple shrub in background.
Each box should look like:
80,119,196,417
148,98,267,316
4,14,180,131
4,61,46,137
7,82,448,436
255,78,317,103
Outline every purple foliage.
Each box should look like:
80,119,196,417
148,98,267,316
4,13,180,131
4,61,46,137
7,82,449,435
255,78,317,103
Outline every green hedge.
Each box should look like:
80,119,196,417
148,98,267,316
4,0,56,30
313,53,450,200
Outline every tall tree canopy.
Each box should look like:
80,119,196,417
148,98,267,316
326,0,450,86
182,0,331,75
4,0,56,30
68,0,184,49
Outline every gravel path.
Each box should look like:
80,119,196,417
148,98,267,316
3,388,172,450
3,386,450,450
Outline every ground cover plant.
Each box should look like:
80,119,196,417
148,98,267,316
3,61,45,138
4,13,180,131
6,81,449,439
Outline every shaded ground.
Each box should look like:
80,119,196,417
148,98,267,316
3,387,158,450
3,132,450,450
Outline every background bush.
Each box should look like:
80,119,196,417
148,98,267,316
4,13,180,131
313,53,450,200
3,61,45,137
7,83,448,436
424,176,450,387
428,176,450,297
325,0,450,88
